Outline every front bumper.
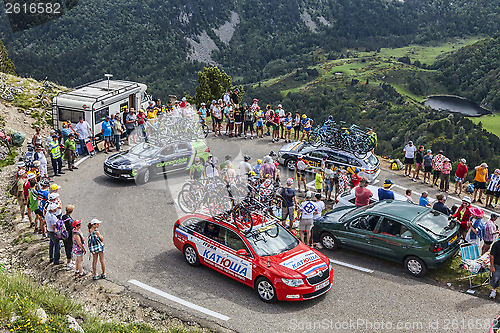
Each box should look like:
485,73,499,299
275,269,334,301
103,164,135,180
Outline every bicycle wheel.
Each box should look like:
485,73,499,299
206,190,233,217
1,92,14,101
268,195,285,221
10,86,24,95
42,98,51,108
232,206,254,234
177,189,198,214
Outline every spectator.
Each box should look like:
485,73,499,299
432,150,445,187
125,109,137,145
338,169,350,196
61,205,75,270
295,154,309,192
454,158,468,195
324,164,334,201
300,114,313,141
452,196,473,240
223,89,231,106
313,169,323,193
32,125,43,147
113,114,124,151
313,193,325,220
403,141,416,177
298,191,316,246
405,189,413,203
173,100,182,117
61,122,73,144
88,219,106,280
354,178,372,207
473,163,489,203
36,179,50,237
254,104,265,138
368,127,377,154
101,115,112,154
485,169,500,208
412,145,424,182
33,145,48,178
189,157,205,180
239,155,252,176
243,103,254,139
422,149,433,184
16,170,28,222
234,105,242,137
46,203,62,264
465,207,485,247
253,159,262,178
260,156,277,181
419,191,431,207
72,220,87,277
378,179,395,201
293,111,301,141
433,194,450,215
275,104,285,139
490,235,500,299
284,112,293,143
280,178,298,229
265,104,273,137
440,158,452,192
27,176,38,229
230,88,239,110
64,133,78,171
136,110,147,140
271,110,280,143
350,168,361,188
483,213,498,255
48,135,64,176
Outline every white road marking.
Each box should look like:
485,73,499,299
128,279,230,321
330,259,374,273
74,155,90,167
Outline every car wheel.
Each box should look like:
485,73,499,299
320,232,339,250
255,277,277,303
183,245,200,267
404,256,427,277
285,158,296,171
136,168,151,185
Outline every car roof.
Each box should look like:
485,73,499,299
181,212,267,232
347,185,407,201
301,144,375,160
362,200,430,221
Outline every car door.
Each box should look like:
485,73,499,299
170,143,193,171
153,144,176,175
219,227,254,285
325,151,349,171
303,151,322,169
338,214,380,252
371,217,416,261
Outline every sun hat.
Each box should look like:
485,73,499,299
383,179,393,188
90,218,102,225
305,191,312,198
462,196,471,204
427,150,432,153
302,114,307,118
253,98,258,102
469,207,484,218
286,177,294,185
27,173,36,180
278,104,282,108
50,184,60,191
460,158,466,163
48,192,59,200
72,220,82,228
481,163,488,168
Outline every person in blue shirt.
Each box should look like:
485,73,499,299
378,179,395,201
466,207,486,247
419,191,431,207
101,115,112,154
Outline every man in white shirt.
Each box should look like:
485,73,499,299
238,155,252,176
205,156,219,178
299,191,317,246
277,104,285,139
403,141,417,177
45,203,62,264
313,193,325,220
223,90,231,106
75,117,92,155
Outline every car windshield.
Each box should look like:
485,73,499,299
339,205,369,222
245,223,299,257
364,154,378,167
416,211,455,239
129,142,161,158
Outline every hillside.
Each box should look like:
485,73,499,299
0,40,14,75
432,35,500,111
0,0,499,99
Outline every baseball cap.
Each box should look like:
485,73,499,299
427,150,432,153
297,154,303,159
408,141,413,145
48,192,59,200
72,220,82,228
253,98,258,102
90,218,102,225
182,97,187,101
278,104,282,108
481,163,488,168
444,158,450,162
491,213,498,219
286,177,294,185
201,102,206,106
315,193,322,199
50,184,60,191
383,179,393,188
305,191,312,198
27,173,36,180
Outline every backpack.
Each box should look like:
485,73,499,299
466,184,474,194
54,217,69,240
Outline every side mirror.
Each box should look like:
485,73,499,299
236,249,249,256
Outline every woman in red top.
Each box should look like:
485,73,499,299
452,196,472,239
454,158,468,195
350,168,361,188
355,178,372,206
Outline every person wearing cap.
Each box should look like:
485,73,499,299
419,191,431,208
324,163,335,201
112,114,124,152
100,115,112,154
431,150,445,187
433,193,450,215
136,108,147,141
439,158,452,192
294,154,309,192
283,112,293,143
298,191,317,246
16,161,26,179
27,174,38,228
254,103,265,138
48,134,64,176
172,101,181,118
485,169,500,208
230,88,239,110
35,179,50,236
189,156,205,180
483,213,499,254
33,145,48,178
48,191,62,218
46,129,56,148
368,126,377,154
72,219,87,277
300,114,313,142
253,159,262,178
15,170,28,222
293,111,301,141
280,178,298,229
61,122,73,144
61,205,75,269
355,178,372,207
466,207,485,247
239,155,252,176
265,104,273,137
454,158,468,195
64,133,78,171
403,141,417,177
260,156,277,181
271,109,280,142
350,168,361,189
276,104,285,139
205,155,219,178
411,145,425,182
422,149,433,184
198,103,207,126
378,179,395,201
46,202,62,264
473,163,489,203
212,100,223,137
88,219,106,280
126,108,138,145
452,196,473,239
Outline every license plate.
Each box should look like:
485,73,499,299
448,235,457,245
106,167,112,173
314,280,329,291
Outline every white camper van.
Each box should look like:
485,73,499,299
52,79,148,135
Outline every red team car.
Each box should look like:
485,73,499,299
173,213,333,302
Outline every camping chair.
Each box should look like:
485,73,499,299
459,243,490,290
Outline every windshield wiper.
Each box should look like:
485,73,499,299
417,223,446,238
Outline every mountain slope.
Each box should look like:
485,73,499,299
0,0,499,98
0,40,15,75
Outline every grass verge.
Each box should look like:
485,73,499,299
469,112,500,138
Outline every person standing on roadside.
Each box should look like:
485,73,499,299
295,154,309,192
293,111,301,141
32,125,43,147
33,145,48,178
112,114,124,152
48,134,64,176
483,213,499,255
231,88,239,111
313,193,325,220
61,205,75,270
412,145,424,182
368,127,377,154
75,117,92,156
264,104,273,137
454,158,468,195
16,170,28,222
473,163,488,204
324,164,334,201
64,133,78,171
298,191,316,246
354,178,372,207
403,141,416,177
452,196,473,240
46,203,62,265
440,158,452,192
72,220,87,277
422,150,433,184
126,108,137,145
485,169,500,208
280,178,298,230
88,219,106,280
101,115,112,154
432,150,445,187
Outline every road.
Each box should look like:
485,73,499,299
59,136,498,333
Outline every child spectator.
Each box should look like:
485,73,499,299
88,219,106,280
314,169,323,193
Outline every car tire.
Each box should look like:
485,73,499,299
404,256,427,277
285,158,296,171
183,245,200,267
136,168,151,185
320,232,339,250
255,277,277,303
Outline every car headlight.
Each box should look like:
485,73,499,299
118,165,132,170
281,278,304,287
329,261,334,271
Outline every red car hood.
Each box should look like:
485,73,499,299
265,244,329,278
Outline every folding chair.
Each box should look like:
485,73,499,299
459,243,490,289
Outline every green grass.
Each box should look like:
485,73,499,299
469,112,500,138
0,149,18,171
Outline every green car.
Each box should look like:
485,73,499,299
312,200,460,277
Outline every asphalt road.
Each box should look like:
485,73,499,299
58,136,499,333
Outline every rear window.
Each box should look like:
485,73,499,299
364,155,379,168
416,211,456,239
